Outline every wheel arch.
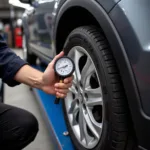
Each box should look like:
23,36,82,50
54,0,141,141
55,6,100,53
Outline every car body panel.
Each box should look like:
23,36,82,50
22,10,29,39
27,0,61,61
110,0,150,149
96,0,120,12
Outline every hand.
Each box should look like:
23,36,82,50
41,51,73,98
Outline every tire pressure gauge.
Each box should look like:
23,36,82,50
54,56,75,104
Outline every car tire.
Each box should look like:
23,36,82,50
63,26,136,150
23,34,37,65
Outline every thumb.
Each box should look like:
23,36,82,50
51,51,64,66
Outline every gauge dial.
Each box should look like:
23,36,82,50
54,57,75,77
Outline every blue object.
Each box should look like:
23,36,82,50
33,65,75,150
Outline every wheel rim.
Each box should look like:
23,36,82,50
65,46,103,149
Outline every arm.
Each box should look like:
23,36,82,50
14,65,44,89
14,52,73,97
0,34,72,97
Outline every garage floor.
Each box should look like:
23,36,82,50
4,49,54,150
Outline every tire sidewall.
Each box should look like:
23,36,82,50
63,30,113,150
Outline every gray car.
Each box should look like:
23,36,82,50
20,0,150,150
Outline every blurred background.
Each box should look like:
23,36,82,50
0,1,52,149
0,0,29,48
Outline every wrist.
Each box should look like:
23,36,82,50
31,73,45,90
37,76,45,90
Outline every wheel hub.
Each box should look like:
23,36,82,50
79,94,83,103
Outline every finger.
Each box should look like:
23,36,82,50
55,82,72,89
55,88,69,94
64,76,74,84
56,92,66,98
55,83,72,89
51,51,64,66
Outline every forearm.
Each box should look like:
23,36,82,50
13,51,73,98
14,65,44,89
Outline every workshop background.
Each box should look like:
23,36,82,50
0,0,52,149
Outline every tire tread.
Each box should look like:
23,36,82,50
76,26,135,149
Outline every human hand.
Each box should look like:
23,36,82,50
41,51,73,98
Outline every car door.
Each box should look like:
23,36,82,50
27,4,41,54
28,0,60,61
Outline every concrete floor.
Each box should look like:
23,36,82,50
4,49,54,150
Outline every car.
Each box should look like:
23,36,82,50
20,0,150,149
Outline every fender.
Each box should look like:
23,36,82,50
96,0,121,12
54,0,144,147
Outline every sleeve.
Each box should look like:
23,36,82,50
0,34,28,87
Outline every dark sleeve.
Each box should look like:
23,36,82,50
0,34,28,87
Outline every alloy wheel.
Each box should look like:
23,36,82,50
65,46,103,149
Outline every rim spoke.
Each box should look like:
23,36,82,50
85,87,102,97
81,57,95,87
84,125,94,146
84,112,101,139
69,72,79,96
82,120,94,145
69,84,77,94
85,87,103,107
74,49,83,81
69,99,78,114
73,72,78,84
87,97,103,107
79,107,86,141
72,107,79,126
